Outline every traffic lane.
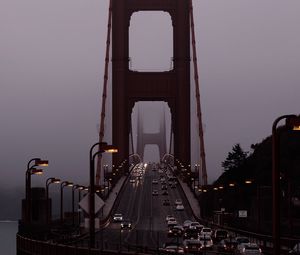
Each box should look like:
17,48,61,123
98,166,144,248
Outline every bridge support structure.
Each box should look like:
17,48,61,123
112,0,191,168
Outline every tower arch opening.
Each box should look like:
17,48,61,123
129,11,173,72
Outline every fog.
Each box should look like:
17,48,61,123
1,0,300,218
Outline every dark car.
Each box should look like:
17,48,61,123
168,225,184,237
183,227,199,240
213,229,229,242
162,185,167,190
120,220,132,229
217,238,238,253
163,199,170,206
183,239,202,253
162,190,169,195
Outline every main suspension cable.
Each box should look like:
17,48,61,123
190,0,208,185
96,0,113,186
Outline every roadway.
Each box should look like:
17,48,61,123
97,163,195,251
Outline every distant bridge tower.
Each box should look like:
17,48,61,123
136,107,167,161
112,0,190,168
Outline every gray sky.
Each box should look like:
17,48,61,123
1,0,300,189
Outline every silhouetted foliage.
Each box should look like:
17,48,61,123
221,143,248,172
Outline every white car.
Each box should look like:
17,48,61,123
166,215,175,222
152,179,158,184
167,219,178,227
239,243,262,255
175,199,182,205
129,178,135,183
190,222,203,230
113,213,123,222
183,220,192,229
199,235,213,250
200,227,212,236
176,204,184,211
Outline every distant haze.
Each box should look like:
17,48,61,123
1,0,300,195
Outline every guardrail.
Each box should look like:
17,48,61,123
17,234,155,255
166,164,300,254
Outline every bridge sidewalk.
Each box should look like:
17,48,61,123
177,178,201,219
100,175,127,220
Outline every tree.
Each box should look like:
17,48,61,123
222,143,248,172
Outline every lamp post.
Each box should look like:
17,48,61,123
25,158,48,223
89,142,118,248
78,186,86,227
45,177,60,224
72,184,83,227
272,114,300,255
60,181,73,224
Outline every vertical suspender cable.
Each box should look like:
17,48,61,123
96,0,113,186
130,119,134,155
190,0,208,185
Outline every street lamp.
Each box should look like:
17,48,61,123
272,114,300,255
78,186,86,227
45,177,60,224
25,158,48,223
60,181,73,224
72,184,83,227
89,142,118,248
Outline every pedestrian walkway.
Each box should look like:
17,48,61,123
177,178,201,219
101,175,127,219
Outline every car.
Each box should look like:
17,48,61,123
199,235,213,250
200,227,212,236
120,220,132,229
168,225,184,237
167,219,178,228
163,199,170,206
113,213,123,222
159,244,184,254
217,238,238,253
190,222,203,231
289,243,300,254
183,220,192,229
129,178,135,183
183,239,202,253
152,190,159,196
152,179,158,184
162,190,169,195
166,215,175,222
213,229,229,242
176,204,184,211
183,227,199,240
175,199,182,205
161,184,167,190
170,183,176,189
236,237,251,253
239,243,262,255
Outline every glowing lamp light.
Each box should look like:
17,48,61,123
286,115,300,131
35,159,49,167
229,183,235,187
245,180,252,184
31,168,43,175
293,125,300,131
